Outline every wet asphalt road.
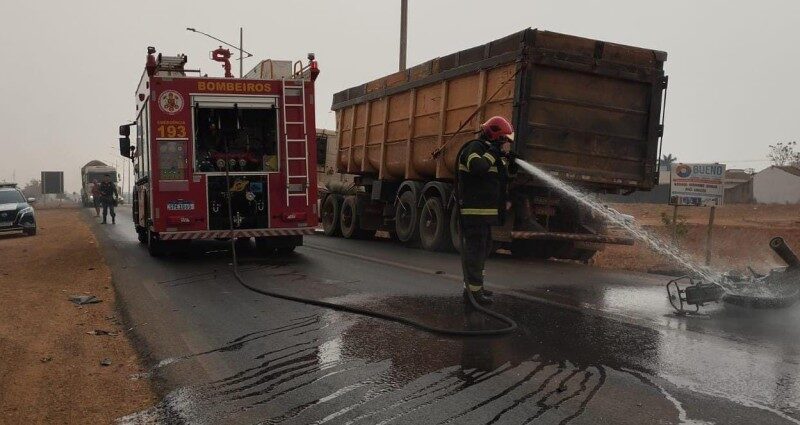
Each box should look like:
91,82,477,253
88,209,800,424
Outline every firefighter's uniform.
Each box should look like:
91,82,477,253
99,180,118,224
457,138,515,299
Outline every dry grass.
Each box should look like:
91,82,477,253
0,209,155,423
593,204,800,275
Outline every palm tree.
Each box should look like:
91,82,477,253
660,154,677,169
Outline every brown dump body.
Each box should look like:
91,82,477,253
332,28,667,191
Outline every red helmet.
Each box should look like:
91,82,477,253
480,116,514,141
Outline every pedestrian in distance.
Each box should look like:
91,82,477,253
91,179,101,216
98,174,118,224
456,116,517,306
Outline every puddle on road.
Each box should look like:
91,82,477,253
118,248,800,423
116,292,800,424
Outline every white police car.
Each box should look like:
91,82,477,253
0,184,37,236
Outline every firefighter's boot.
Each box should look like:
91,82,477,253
464,288,493,306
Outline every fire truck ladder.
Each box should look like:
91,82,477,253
281,80,309,206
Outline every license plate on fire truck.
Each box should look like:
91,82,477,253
167,200,195,211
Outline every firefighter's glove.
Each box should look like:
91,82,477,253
486,143,503,162
506,150,519,175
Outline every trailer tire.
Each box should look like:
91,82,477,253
340,196,369,239
419,197,451,251
395,190,420,244
450,207,462,253
321,194,342,237
147,229,165,257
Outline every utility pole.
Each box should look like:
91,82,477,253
239,27,244,78
399,0,408,71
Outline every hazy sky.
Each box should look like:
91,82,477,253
1,0,798,192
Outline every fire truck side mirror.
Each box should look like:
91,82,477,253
119,125,130,137
119,137,132,158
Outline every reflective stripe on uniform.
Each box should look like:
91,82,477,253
482,152,496,165
460,208,497,215
458,164,469,172
466,153,482,170
488,166,498,173
468,284,483,292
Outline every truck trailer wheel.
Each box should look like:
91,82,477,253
340,196,369,239
395,191,420,244
450,207,462,253
419,197,451,251
321,194,342,236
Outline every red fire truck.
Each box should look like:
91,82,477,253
119,47,319,256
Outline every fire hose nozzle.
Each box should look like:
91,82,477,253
770,237,800,269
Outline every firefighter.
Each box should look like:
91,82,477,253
90,179,101,216
457,116,517,305
98,174,118,224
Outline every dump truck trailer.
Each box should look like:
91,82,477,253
323,28,667,260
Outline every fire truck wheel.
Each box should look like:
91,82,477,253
419,197,451,252
321,194,342,237
256,236,300,254
147,229,165,257
340,196,368,239
450,207,461,253
394,191,420,244
136,226,148,244
275,246,297,255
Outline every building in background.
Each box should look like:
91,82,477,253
753,166,800,204
723,169,754,204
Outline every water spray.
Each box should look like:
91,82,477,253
512,158,800,313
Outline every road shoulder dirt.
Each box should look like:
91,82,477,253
0,207,156,424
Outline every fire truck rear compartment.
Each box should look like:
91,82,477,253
194,106,278,173
207,175,268,230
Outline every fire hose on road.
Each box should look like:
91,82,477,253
231,259,518,337
222,124,518,336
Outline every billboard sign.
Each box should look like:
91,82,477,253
669,163,725,206
41,171,64,195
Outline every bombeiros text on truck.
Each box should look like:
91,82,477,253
323,28,668,261
119,45,320,256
